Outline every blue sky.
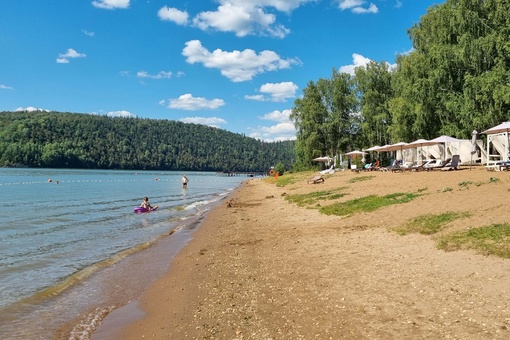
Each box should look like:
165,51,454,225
0,0,443,141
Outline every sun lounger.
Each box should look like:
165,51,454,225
308,175,325,184
441,155,460,171
320,165,335,175
404,162,425,172
486,161,510,171
390,164,403,172
425,158,451,171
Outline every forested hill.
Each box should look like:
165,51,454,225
0,111,296,172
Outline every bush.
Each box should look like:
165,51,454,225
274,162,285,176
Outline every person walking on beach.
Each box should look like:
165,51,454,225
181,175,189,189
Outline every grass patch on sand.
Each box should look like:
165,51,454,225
348,175,375,183
437,223,510,258
285,187,348,207
265,173,300,187
319,192,420,216
393,211,471,235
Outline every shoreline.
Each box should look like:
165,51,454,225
99,169,510,339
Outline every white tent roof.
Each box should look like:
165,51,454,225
380,142,408,152
344,150,366,156
430,135,461,143
312,156,332,162
364,145,382,152
403,139,437,149
482,122,510,135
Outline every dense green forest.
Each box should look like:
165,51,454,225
0,111,296,172
291,0,510,168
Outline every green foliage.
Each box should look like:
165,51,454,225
274,162,285,176
437,223,510,258
458,180,474,187
354,61,394,148
348,175,375,183
291,0,510,165
291,70,357,167
0,111,296,171
319,192,420,216
285,188,347,207
394,211,471,235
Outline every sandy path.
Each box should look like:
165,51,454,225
113,167,510,339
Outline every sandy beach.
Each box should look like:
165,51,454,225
102,166,510,339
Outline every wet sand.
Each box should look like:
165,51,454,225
102,167,510,339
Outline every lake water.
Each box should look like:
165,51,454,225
0,168,246,339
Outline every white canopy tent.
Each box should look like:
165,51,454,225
344,150,367,169
378,142,409,162
482,122,510,164
403,139,438,163
429,135,461,161
312,156,333,167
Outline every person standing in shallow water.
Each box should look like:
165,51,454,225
181,175,189,189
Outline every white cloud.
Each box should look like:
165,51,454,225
92,0,130,10
187,0,315,37
249,122,296,142
337,0,378,13
166,93,225,110
248,109,296,141
56,48,86,64
1,84,13,90
339,53,372,75
179,116,227,128
182,40,300,82
259,81,298,102
137,71,172,79
259,109,292,122
230,0,314,13
192,2,288,38
244,94,265,101
105,110,136,118
352,3,378,13
15,106,49,112
158,6,189,25
82,30,95,37
340,53,397,75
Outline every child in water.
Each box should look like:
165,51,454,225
140,197,152,210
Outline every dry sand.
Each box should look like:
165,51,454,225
111,167,510,339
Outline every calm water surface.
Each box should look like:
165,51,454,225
0,168,245,339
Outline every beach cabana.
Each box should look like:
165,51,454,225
482,122,510,164
312,156,333,166
429,135,461,161
380,142,409,162
344,150,367,169
403,139,437,163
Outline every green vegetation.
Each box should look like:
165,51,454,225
458,181,474,188
319,192,420,216
437,224,510,258
393,211,471,235
271,173,299,188
290,1,510,168
348,175,375,183
274,161,286,176
0,111,295,171
285,188,347,207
